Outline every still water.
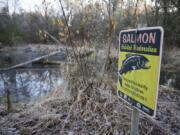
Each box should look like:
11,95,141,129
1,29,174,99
0,68,63,104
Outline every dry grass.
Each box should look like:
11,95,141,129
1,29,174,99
0,45,180,135
0,79,180,135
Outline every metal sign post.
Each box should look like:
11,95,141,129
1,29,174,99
130,108,139,135
130,25,144,135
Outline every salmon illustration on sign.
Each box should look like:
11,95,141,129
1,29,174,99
118,54,151,86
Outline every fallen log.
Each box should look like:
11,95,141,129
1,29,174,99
0,50,63,71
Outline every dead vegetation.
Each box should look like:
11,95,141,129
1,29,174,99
0,78,179,135
0,45,180,135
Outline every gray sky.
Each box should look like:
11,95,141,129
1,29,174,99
0,0,59,13
0,0,153,13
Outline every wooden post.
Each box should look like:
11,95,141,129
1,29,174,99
130,108,139,135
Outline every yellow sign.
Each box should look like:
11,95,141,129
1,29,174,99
117,27,164,117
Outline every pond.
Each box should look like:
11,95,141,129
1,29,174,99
0,45,68,105
0,68,63,104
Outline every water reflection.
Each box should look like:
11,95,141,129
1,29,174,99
0,68,63,104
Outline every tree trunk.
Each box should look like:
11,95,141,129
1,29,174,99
163,0,168,26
